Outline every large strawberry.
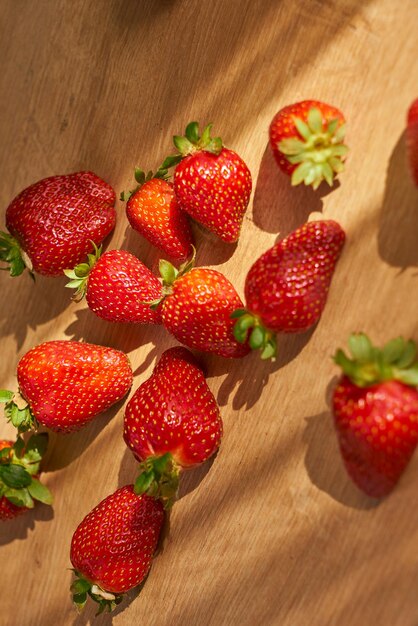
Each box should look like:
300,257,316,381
124,347,222,506
123,167,193,261
0,340,133,434
232,220,345,359
65,246,162,323
162,121,252,243
0,171,116,277
0,433,53,520
150,253,249,358
333,334,418,498
70,485,164,613
269,100,348,189
407,98,418,186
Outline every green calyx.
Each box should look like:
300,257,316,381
120,165,170,202
147,247,196,310
71,571,124,615
0,389,36,433
0,231,34,278
334,333,418,388
0,433,53,509
134,452,180,509
231,310,277,360
64,241,102,301
278,107,348,190
159,121,223,171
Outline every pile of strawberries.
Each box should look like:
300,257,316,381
0,99,417,614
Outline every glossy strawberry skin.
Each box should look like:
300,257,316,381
124,347,222,467
6,171,116,276
161,268,250,358
407,98,418,186
0,441,28,521
269,100,345,176
333,378,418,497
17,341,133,433
86,250,162,324
127,178,193,261
244,220,345,333
173,148,252,243
70,485,164,594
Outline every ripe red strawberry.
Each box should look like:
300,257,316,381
332,334,418,498
0,433,53,520
123,167,193,261
65,246,162,324
163,121,252,242
269,100,348,189
152,254,249,358
232,220,345,359
407,98,418,186
124,347,222,505
0,340,133,434
70,485,164,613
0,171,116,277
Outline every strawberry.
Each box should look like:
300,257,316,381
70,485,164,613
151,253,249,358
123,167,193,261
333,334,418,498
124,347,222,505
65,245,162,324
232,220,345,359
0,340,133,434
269,100,348,189
0,171,116,277
407,98,418,186
0,433,53,520
162,121,252,243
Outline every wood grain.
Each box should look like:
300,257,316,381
1,1,418,624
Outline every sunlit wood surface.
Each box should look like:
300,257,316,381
1,1,418,624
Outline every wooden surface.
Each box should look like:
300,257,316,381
1,1,417,624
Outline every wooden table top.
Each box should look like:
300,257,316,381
1,1,417,625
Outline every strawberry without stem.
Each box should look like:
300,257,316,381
269,100,348,189
333,334,418,498
233,220,345,359
65,246,162,324
70,485,164,614
1,341,133,434
124,347,222,506
0,171,116,277
124,167,193,261
407,98,418,186
0,434,53,520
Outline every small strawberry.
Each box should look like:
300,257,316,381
0,171,116,277
70,485,164,614
162,121,252,243
123,167,193,261
124,347,222,506
333,334,418,498
407,98,418,186
150,252,249,358
269,100,348,189
0,340,133,434
0,433,53,521
232,220,345,359
65,245,162,324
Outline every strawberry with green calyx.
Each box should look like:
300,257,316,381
0,434,53,520
65,245,162,323
333,333,418,498
407,98,418,186
269,100,348,189
124,347,223,507
1,340,133,434
70,485,164,614
162,121,252,243
123,166,193,261
232,220,345,360
0,171,116,278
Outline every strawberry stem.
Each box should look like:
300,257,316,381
64,241,102,301
120,166,171,202
0,390,37,433
70,571,124,614
159,122,223,173
231,310,277,360
0,231,33,277
134,452,180,509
